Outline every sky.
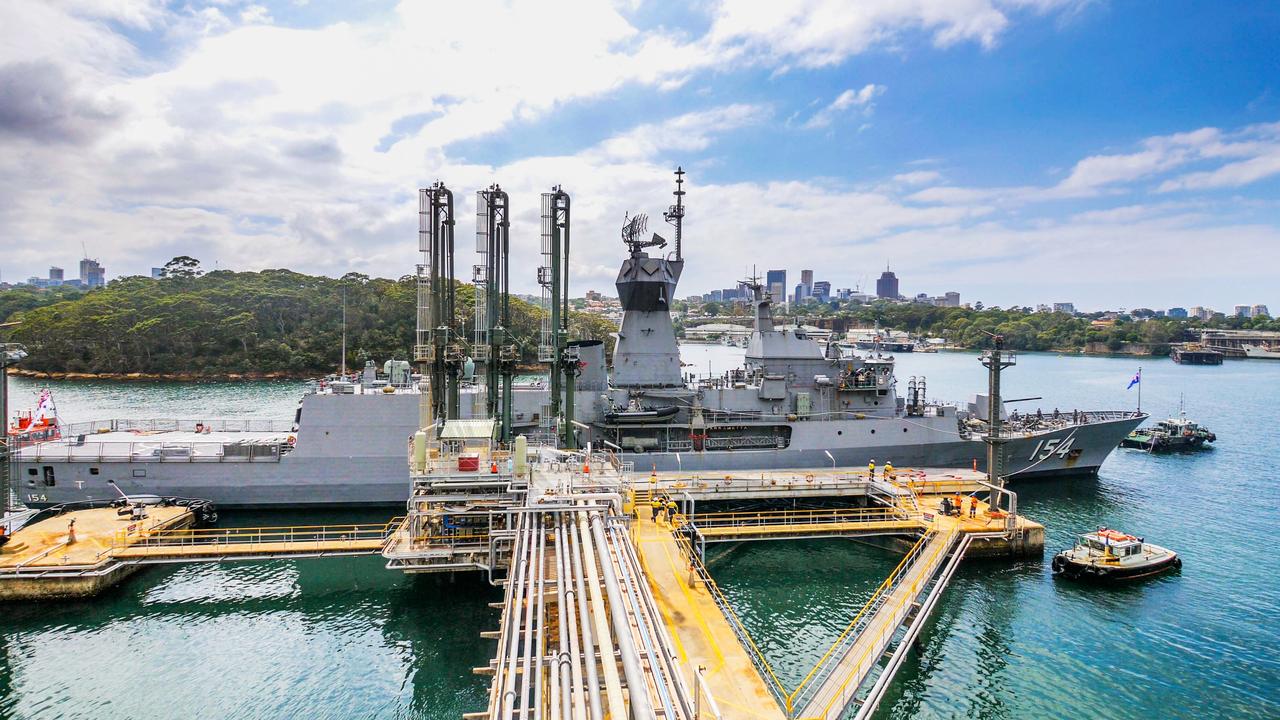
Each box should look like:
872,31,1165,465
1,0,1278,312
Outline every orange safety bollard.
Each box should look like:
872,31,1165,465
972,458,978,472
583,463,590,474
490,461,499,474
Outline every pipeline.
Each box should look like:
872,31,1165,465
528,515,546,717
604,520,680,718
565,514,604,720
575,509,627,718
499,512,532,719
588,511,655,720
554,524,574,720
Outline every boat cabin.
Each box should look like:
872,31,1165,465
1079,529,1144,558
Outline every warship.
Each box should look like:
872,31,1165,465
558,173,1144,473
12,170,1145,509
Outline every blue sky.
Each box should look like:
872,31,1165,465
1,0,1278,311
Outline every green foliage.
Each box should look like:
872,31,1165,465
0,284,87,324
783,301,1280,352
4,264,577,376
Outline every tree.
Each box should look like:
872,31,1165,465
159,256,203,279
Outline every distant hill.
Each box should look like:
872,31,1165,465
2,262,614,378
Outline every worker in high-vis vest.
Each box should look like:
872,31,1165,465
868,459,876,478
885,460,895,480
650,497,663,522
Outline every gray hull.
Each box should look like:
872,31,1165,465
18,390,1142,510
617,414,1143,478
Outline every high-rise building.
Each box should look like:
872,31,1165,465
1053,302,1076,315
793,283,805,304
48,266,64,282
79,258,105,288
1234,305,1251,318
1251,304,1270,318
875,266,899,299
766,269,786,306
1167,307,1188,318
943,291,960,307
812,280,831,302
800,269,813,290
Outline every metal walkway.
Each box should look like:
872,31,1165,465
107,520,399,564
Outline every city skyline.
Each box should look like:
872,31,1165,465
2,1,1278,309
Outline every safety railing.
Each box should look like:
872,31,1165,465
116,517,404,551
60,418,293,436
791,529,961,719
683,506,914,531
669,531,792,711
17,440,288,463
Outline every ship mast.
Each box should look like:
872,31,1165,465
663,166,685,262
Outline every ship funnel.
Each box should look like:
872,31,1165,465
570,340,606,391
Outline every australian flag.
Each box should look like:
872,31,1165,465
1127,369,1141,390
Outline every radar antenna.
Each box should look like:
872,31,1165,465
621,212,666,255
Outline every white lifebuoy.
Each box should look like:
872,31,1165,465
805,473,815,483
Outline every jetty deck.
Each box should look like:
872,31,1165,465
384,448,1041,720
1,449,1042,718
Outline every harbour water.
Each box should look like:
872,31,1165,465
4,348,1279,719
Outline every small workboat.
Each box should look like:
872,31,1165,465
1052,528,1181,582
605,402,679,424
1120,407,1215,453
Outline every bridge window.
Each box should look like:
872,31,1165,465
42,466,55,487
133,469,147,478
90,467,100,475
27,468,37,476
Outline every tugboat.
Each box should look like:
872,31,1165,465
1120,404,1216,452
1052,528,1182,581
8,388,61,449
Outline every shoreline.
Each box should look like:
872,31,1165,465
6,368,306,382
6,363,553,382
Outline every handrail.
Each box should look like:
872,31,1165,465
800,529,962,719
122,518,404,550
685,507,910,529
18,439,288,463
59,418,294,436
787,530,936,712
669,531,792,708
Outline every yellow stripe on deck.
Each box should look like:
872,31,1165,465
633,515,786,720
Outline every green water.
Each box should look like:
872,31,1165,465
4,351,1280,718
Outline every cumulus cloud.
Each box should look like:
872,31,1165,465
802,84,885,129
0,61,121,143
0,0,1274,310
905,121,1280,207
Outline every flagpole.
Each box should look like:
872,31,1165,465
1137,365,1142,413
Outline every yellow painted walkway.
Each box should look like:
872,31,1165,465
632,514,787,720
698,519,923,541
793,529,959,719
0,507,192,569
112,537,385,559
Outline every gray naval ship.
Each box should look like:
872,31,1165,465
14,171,1144,509
564,192,1145,474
